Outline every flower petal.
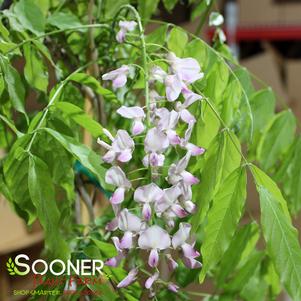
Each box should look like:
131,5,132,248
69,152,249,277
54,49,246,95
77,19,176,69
148,249,159,267
110,187,125,204
172,223,191,249
138,225,171,250
145,272,159,289
117,106,145,119
117,268,138,288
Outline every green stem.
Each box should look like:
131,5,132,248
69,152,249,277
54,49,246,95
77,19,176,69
8,24,110,54
193,85,249,165
26,60,97,152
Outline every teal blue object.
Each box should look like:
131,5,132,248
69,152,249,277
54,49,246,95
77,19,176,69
74,161,111,199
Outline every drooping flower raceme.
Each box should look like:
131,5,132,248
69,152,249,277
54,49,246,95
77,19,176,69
99,41,206,295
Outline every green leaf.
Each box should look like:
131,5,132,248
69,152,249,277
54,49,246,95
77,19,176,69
251,165,290,219
28,155,69,260
162,0,178,11
13,0,45,35
191,130,241,230
69,73,118,103
200,167,247,282
221,75,242,126
250,88,275,134
195,101,220,149
3,142,36,224
47,11,82,30
138,0,160,22
184,39,208,71
104,0,130,18
23,43,48,92
203,60,229,105
225,251,264,293
257,110,296,170
217,222,259,286
91,238,117,258
55,102,103,137
43,128,107,189
167,27,188,57
146,25,168,52
285,137,301,214
0,55,27,118
256,186,301,301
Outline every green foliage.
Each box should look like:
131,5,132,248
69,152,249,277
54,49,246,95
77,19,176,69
0,1,301,300
200,167,247,282
28,155,69,260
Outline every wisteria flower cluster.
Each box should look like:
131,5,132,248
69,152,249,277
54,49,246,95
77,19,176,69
98,23,205,295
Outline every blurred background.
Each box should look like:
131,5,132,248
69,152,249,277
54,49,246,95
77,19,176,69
0,0,301,300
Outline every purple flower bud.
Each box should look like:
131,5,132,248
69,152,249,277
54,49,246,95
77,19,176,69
148,249,159,267
166,254,178,271
145,272,159,289
168,283,179,293
117,268,138,288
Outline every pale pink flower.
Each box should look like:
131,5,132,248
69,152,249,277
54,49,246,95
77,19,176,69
150,65,167,83
117,106,146,135
143,127,169,167
168,283,179,293
165,74,183,102
166,254,178,271
155,185,187,218
156,108,180,145
134,183,163,220
180,122,206,156
138,225,171,267
167,153,199,186
176,87,202,124
97,129,134,163
102,65,129,89
105,166,131,204
145,272,159,289
117,268,138,288
167,52,204,83
116,21,137,43
172,223,201,269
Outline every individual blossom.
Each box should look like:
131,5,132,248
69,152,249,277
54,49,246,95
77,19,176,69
150,65,167,83
166,254,178,271
180,121,206,156
117,268,138,288
156,108,181,145
176,87,203,124
167,52,204,83
172,223,201,269
105,237,125,267
167,152,199,186
155,185,187,219
117,106,146,135
102,65,129,89
134,183,163,220
97,129,134,163
143,127,169,167
105,166,131,204
117,209,145,249
165,74,183,102
138,225,171,267
116,20,137,43
145,272,159,289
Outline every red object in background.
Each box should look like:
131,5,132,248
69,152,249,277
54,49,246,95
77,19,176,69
207,26,301,41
